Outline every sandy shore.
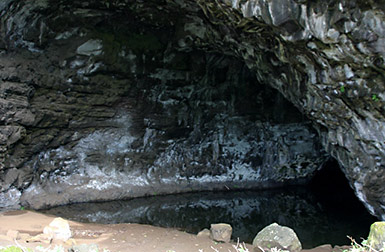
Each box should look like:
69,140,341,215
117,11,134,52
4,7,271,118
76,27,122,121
0,210,349,252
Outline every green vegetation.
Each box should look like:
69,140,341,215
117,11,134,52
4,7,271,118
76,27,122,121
254,246,289,252
372,94,380,102
344,237,385,252
0,246,32,252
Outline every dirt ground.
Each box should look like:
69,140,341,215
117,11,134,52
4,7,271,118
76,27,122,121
0,210,350,252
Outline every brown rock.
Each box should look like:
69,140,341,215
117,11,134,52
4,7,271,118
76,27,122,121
303,244,333,252
210,223,232,243
197,228,210,238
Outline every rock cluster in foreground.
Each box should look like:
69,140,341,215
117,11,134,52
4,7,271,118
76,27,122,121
2,211,385,252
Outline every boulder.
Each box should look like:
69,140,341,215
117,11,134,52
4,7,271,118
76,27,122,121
197,228,211,238
43,217,71,242
367,222,385,251
252,223,302,252
210,223,232,243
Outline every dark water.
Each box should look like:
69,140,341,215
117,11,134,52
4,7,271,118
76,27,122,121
41,161,377,249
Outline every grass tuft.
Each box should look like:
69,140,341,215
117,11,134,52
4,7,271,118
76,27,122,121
0,246,33,252
344,236,385,252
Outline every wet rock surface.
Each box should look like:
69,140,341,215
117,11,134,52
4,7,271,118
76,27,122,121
0,0,326,210
0,0,384,219
193,0,385,219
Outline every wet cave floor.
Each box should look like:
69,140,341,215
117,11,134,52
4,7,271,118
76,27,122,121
41,160,377,249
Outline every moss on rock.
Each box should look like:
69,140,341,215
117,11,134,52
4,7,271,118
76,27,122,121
368,222,385,251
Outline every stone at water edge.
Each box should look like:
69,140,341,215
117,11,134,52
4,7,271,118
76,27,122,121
367,222,385,251
210,223,233,243
43,217,72,242
197,228,211,238
252,223,302,252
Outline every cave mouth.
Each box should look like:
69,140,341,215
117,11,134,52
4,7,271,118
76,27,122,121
308,159,375,215
0,0,381,246
308,158,378,226
0,0,376,221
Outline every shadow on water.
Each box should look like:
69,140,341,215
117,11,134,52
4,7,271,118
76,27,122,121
41,160,377,249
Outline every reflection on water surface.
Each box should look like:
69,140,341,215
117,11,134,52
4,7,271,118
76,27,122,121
41,185,376,248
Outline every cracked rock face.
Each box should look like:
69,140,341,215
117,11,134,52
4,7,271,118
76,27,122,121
200,0,385,219
0,0,326,210
0,0,384,219
186,0,385,219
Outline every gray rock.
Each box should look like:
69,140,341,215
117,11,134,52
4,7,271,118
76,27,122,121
0,126,26,146
367,222,385,251
3,168,19,190
76,39,103,56
210,223,232,243
252,223,302,252
0,189,21,209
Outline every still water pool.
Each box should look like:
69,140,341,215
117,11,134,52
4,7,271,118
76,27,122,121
41,184,376,249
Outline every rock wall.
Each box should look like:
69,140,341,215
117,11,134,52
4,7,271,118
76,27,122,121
0,0,325,209
1,0,384,219
188,0,385,219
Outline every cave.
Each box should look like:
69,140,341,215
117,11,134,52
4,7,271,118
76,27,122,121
40,158,378,248
0,0,385,221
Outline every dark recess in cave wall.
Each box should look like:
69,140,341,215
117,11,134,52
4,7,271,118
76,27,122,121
309,159,377,219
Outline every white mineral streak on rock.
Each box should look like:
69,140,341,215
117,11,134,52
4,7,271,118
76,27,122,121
0,188,21,209
354,181,375,215
344,64,354,79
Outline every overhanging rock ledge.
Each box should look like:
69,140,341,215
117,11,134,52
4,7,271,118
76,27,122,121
0,0,384,219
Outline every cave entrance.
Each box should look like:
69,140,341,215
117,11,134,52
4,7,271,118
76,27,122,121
0,1,377,241
309,158,366,213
